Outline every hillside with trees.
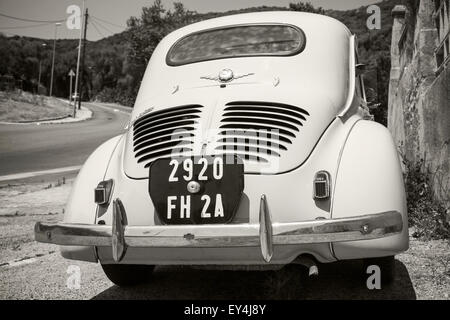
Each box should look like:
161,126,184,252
0,0,406,125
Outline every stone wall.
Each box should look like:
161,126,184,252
388,0,449,204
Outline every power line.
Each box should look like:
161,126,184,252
89,19,105,39
0,22,53,30
91,15,126,29
91,17,116,35
0,14,81,32
0,12,64,23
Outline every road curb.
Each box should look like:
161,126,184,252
0,106,93,125
0,116,68,125
0,165,82,182
16,115,71,123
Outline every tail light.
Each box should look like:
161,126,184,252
313,171,331,200
94,179,114,206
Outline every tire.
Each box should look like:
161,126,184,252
101,264,155,287
363,256,396,285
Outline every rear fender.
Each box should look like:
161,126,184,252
331,120,409,259
61,134,123,262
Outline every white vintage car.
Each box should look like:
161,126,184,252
35,11,409,287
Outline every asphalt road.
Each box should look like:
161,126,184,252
0,102,130,177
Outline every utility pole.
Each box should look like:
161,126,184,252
77,8,88,111
68,69,75,104
38,43,46,95
37,61,42,94
49,22,61,96
73,0,85,118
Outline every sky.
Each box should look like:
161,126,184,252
0,0,380,41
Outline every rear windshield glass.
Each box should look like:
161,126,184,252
167,24,306,66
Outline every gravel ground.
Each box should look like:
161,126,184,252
0,177,449,300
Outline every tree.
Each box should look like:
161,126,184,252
126,1,196,76
289,2,325,14
123,1,198,103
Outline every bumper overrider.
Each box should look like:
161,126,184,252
34,195,403,263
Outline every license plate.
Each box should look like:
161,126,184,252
149,155,244,225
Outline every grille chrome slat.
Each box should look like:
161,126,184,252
138,146,194,165
218,138,288,151
216,152,270,163
134,113,200,135
132,105,202,168
221,117,300,132
217,101,309,163
133,108,202,132
220,124,296,138
226,101,309,117
134,127,196,147
219,130,293,144
134,132,195,153
223,111,304,126
142,151,194,168
135,140,193,158
134,119,199,140
224,106,308,121
215,145,281,157
133,104,202,128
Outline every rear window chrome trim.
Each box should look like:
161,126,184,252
166,23,307,67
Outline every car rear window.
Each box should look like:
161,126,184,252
166,24,306,66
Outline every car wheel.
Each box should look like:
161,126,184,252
363,256,396,285
101,264,155,287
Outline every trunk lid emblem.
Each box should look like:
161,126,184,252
201,69,254,83
218,69,234,82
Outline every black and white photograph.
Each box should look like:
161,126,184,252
0,0,449,303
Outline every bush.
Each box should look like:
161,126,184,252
403,158,450,240
93,87,135,107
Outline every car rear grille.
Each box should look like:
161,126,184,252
132,105,203,168
216,101,310,163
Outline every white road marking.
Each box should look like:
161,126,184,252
0,251,56,268
0,165,82,182
8,258,37,267
0,121,31,125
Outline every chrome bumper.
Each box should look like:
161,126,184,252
34,196,403,263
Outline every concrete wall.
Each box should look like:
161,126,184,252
388,0,449,204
